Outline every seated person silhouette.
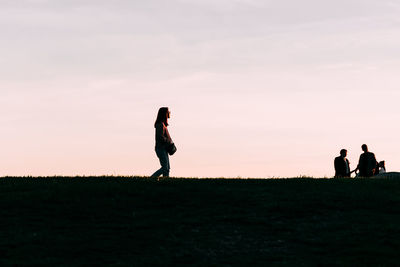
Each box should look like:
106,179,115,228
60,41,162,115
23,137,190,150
356,144,378,177
373,160,400,179
334,149,351,178
378,161,386,174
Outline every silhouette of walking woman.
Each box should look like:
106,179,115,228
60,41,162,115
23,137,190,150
151,107,174,178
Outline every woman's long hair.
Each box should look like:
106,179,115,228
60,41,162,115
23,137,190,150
154,107,169,127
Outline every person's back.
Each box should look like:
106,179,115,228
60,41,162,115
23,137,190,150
358,152,376,177
358,144,377,177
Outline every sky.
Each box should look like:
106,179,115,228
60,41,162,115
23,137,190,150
1,0,399,177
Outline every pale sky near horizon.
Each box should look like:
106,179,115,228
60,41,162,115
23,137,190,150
1,0,399,177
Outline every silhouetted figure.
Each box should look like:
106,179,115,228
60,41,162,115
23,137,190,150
378,161,386,174
356,144,378,177
334,149,351,178
151,107,173,178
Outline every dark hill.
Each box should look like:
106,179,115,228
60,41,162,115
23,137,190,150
1,177,400,266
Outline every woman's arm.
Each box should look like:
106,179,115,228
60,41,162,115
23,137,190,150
164,126,173,144
156,123,169,144
156,123,173,144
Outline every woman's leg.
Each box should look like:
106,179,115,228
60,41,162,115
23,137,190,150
151,168,163,178
163,152,170,177
151,148,170,177
158,149,170,177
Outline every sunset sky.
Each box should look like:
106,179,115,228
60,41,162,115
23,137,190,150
1,0,399,177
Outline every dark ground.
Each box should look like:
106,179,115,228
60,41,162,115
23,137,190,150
1,177,400,266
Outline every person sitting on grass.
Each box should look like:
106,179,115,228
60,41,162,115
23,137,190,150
378,161,386,174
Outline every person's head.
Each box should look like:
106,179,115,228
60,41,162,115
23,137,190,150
361,144,368,152
340,149,347,157
379,161,385,168
154,107,170,127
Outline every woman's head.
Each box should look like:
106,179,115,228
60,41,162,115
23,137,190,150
155,107,170,127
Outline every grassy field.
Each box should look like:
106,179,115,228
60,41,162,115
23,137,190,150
1,177,400,266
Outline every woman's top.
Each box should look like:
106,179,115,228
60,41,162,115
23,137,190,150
155,122,172,149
